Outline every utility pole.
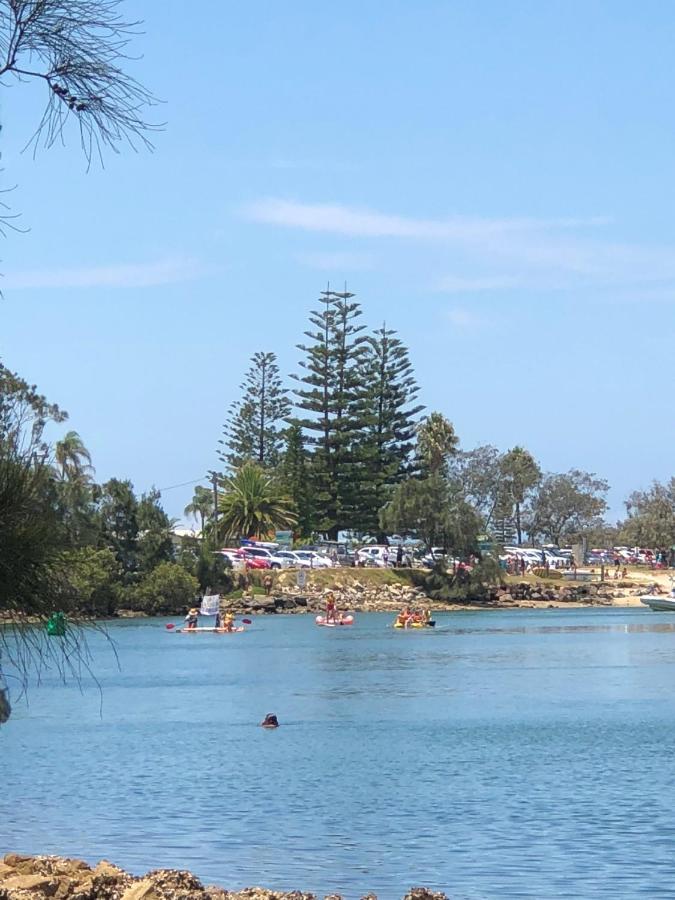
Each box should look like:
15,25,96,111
211,471,219,550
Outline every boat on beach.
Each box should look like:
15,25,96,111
640,595,675,611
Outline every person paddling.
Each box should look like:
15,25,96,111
185,607,199,630
325,591,337,624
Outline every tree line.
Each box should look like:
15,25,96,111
0,363,228,637
2,285,673,643
208,287,674,555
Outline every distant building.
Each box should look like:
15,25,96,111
170,524,202,552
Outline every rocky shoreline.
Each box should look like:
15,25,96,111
201,578,640,618
0,854,446,900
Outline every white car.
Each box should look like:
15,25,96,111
355,546,393,567
217,549,246,572
293,550,334,568
241,546,289,569
275,550,312,568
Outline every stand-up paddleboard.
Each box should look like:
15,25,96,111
175,626,245,633
315,614,354,627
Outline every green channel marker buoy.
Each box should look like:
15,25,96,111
46,612,67,636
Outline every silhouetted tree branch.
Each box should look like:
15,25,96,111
0,0,159,165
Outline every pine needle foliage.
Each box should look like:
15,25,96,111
219,351,290,469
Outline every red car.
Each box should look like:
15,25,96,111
238,550,271,569
219,548,271,569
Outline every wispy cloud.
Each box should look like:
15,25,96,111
243,198,675,295
3,257,207,290
244,198,607,241
296,250,375,272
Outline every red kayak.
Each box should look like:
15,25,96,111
315,614,354,627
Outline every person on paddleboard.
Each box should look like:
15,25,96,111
325,591,337,624
185,607,199,630
261,713,279,728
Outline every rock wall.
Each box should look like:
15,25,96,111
0,854,447,900
221,579,427,616
217,578,619,615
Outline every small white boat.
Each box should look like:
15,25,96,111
640,595,675,611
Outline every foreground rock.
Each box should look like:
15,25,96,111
0,855,447,900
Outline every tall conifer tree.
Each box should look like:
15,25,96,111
278,424,314,537
358,324,424,532
291,287,368,538
219,351,290,469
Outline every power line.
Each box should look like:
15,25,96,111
156,477,206,493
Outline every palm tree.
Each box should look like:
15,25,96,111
54,431,94,482
416,412,458,475
218,462,296,541
183,485,214,537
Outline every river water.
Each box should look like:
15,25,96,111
3,607,675,898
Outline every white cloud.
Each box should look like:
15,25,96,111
244,198,607,241
243,198,675,294
3,257,206,290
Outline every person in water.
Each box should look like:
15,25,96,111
185,607,199,629
261,713,279,728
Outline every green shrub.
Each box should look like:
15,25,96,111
127,562,199,615
53,547,121,615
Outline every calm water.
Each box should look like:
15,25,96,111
3,607,675,898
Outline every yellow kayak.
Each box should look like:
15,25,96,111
393,620,435,629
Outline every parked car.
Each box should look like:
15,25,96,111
355,545,395,567
275,550,312,568
217,549,246,571
421,547,447,568
220,548,271,569
241,546,289,569
293,550,334,568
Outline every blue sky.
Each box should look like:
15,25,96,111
1,0,674,524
